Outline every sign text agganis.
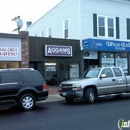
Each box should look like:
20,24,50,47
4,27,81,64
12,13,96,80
45,45,72,57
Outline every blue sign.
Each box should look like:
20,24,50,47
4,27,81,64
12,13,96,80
82,38,130,52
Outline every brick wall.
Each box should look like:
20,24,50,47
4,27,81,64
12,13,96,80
20,31,29,68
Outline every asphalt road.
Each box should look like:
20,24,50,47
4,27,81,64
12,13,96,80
0,95,130,130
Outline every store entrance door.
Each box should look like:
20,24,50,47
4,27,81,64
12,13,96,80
84,59,99,70
57,62,69,85
44,63,57,86
44,62,69,86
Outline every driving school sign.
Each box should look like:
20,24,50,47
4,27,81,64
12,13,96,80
45,45,72,57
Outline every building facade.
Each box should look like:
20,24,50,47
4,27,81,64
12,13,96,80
0,32,29,69
26,0,130,74
29,36,82,85
0,32,82,85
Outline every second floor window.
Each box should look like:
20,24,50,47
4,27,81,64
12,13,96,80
41,30,44,37
48,27,52,38
93,14,119,39
64,19,68,39
98,16,115,38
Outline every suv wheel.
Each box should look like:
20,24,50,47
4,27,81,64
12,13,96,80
85,88,95,104
19,94,36,111
65,97,74,103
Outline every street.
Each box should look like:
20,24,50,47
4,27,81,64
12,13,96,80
0,95,130,130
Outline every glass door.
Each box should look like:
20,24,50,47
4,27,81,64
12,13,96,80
44,63,57,86
57,62,69,85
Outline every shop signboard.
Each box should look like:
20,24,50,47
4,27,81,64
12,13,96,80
45,45,72,57
0,38,21,61
82,38,130,52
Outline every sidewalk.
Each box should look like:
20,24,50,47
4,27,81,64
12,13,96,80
42,94,65,103
42,86,65,103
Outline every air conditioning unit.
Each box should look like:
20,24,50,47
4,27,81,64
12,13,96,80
84,51,98,59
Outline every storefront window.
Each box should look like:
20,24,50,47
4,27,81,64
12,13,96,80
0,62,20,68
115,53,128,74
69,63,79,79
101,52,128,74
101,52,114,67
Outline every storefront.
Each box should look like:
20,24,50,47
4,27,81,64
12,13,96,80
0,38,21,68
29,37,82,86
82,38,130,74
0,32,29,69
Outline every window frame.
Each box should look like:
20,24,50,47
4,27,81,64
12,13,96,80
97,15,116,38
63,18,69,39
41,29,45,37
47,26,52,38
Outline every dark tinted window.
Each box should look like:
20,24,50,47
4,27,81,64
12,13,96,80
21,71,44,82
113,68,122,77
1,72,20,83
14,72,20,82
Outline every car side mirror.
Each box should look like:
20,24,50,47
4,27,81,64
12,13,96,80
100,74,106,79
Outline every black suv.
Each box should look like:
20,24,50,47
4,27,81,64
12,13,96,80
0,68,48,111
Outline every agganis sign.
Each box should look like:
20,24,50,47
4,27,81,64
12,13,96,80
45,45,72,57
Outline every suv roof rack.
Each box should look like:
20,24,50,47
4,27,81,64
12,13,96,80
0,68,34,71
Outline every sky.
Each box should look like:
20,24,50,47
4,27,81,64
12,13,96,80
0,0,62,33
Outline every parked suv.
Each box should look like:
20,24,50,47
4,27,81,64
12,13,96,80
0,68,48,111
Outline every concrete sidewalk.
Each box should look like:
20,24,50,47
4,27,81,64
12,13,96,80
41,94,65,103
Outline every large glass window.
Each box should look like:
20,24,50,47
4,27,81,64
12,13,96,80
69,63,79,79
101,52,128,74
115,53,128,74
98,16,115,38
101,52,114,67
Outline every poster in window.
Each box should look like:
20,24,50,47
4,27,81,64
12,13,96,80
101,58,114,67
116,58,127,69
70,64,79,78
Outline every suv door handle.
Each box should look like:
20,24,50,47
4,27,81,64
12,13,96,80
112,79,115,81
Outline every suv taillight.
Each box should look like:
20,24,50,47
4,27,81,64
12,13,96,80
43,83,47,90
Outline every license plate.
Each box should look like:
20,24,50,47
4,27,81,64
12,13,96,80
63,92,66,96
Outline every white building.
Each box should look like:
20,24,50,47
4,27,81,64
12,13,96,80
26,0,130,74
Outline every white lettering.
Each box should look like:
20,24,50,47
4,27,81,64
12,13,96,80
47,46,72,55
48,48,52,54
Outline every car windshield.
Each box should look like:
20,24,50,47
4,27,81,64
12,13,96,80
80,68,101,78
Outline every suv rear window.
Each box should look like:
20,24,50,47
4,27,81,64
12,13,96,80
21,71,44,82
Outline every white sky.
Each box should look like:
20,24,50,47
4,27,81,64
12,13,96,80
0,0,62,33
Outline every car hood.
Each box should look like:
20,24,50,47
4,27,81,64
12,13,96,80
61,78,94,84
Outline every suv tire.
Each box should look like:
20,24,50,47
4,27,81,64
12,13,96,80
19,94,36,111
85,88,95,104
